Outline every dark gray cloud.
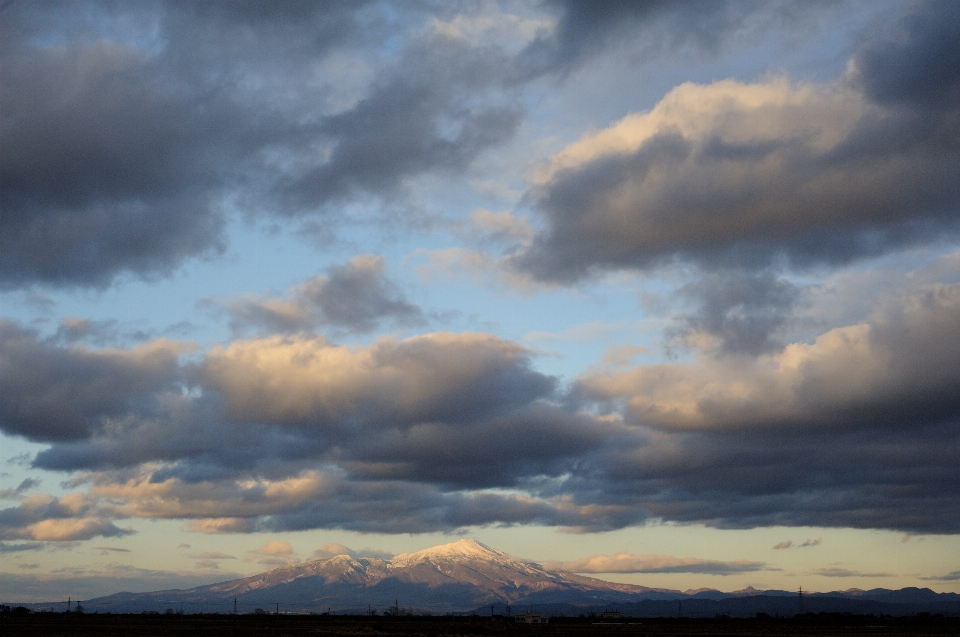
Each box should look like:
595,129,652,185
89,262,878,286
514,1,960,283
921,570,960,582
852,0,960,110
0,493,134,542
0,541,46,553
5,324,610,493
54,317,120,346
666,271,800,356
515,0,842,78
94,473,644,536
582,422,960,533
0,1,520,288
574,283,960,534
304,255,425,332
9,278,960,534
219,255,426,335
1,0,847,290
1,35,236,287
278,31,524,211
0,320,187,442
0,478,41,500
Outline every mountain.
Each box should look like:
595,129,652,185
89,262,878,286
68,539,674,614
10,539,960,616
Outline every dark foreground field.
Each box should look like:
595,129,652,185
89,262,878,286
3,614,960,637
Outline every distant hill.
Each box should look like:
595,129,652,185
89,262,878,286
8,539,960,616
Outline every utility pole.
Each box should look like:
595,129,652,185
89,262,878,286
799,586,804,614
67,596,71,613
276,602,279,616
234,597,237,614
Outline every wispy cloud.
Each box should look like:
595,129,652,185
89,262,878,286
0,478,40,500
813,567,894,578
919,571,960,582
245,540,298,566
94,546,131,555
308,543,394,562
544,553,767,576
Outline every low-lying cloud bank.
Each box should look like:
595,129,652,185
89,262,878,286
3,280,960,541
544,553,767,576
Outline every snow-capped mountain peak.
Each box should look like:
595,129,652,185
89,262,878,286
390,538,512,565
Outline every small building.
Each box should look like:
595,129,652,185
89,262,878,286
601,610,621,619
515,612,548,624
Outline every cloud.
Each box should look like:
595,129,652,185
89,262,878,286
773,538,820,550
0,493,134,542
277,27,523,213
813,567,894,578
515,0,833,78
0,478,41,500
572,282,960,533
515,9,960,283
54,317,121,346
920,571,960,582
463,209,535,248
4,322,621,533
0,563,242,603
5,270,960,536
218,255,425,335
308,543,393,561
1,0,850,290
851,1,960,110
666,271,801,356
579,283,960,432
0,2,526,289
0,541,46,553
0,320,195,442
192,551,236,560
71,466,643,535
245,540,297,566
544,552,767,575
94,546,130,555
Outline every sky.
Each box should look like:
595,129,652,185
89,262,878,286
2,0,960,603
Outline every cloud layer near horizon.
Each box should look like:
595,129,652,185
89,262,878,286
3,279,960,538
544,553,767,576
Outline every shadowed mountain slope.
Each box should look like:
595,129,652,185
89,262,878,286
13,539,960,616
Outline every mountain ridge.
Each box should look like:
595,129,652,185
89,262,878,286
7,539,959,616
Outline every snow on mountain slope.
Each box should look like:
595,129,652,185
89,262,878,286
69,539,674,612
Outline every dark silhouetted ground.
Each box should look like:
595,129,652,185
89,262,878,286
3,613,960,637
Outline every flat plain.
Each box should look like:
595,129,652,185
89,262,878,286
4,614,960,637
